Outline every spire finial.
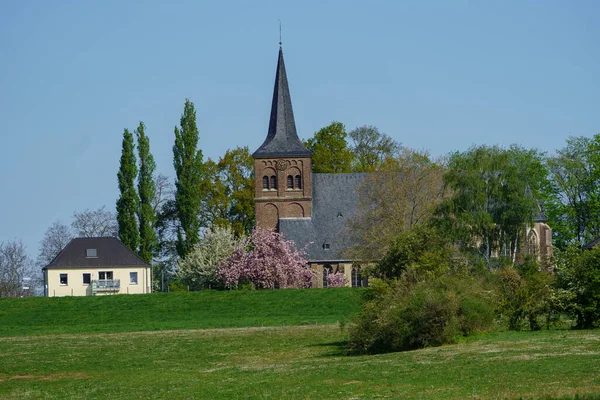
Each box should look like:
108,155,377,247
278,19,282,47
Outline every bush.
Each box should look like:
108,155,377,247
556,246,600,329
348,275,495,354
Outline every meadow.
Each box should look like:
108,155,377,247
1,289,599,399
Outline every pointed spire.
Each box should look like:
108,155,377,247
253,48,311,159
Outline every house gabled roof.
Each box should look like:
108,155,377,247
44,237,150,269
252,47,311,159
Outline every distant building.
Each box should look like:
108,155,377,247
43,237,151,297
253,46,553,287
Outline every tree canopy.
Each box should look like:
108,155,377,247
304,122,354,173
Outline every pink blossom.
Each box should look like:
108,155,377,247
327,272,347,288
218,228,315,289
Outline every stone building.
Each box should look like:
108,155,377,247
253,46,553,286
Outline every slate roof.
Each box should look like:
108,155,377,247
280,173,368,262
252,47,311,159
44,237,150,269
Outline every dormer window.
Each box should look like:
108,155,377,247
323,243,330,250
86,248,97,258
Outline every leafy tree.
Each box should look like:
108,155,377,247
136,122,158,263
218,228,314,289
556,246,600,328
72,206,118,238
116,128,140,251
173,99,204,258
349,148,446,261
0,240,31,297
201,146,254,236
37,221,73,267
304,121,355,173
373,224,452,282
543,134,600,249
349,125,401,172
177,227,246,290
436,145,547,264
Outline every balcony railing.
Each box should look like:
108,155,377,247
92,279,120,291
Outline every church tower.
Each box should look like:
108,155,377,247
252,47,312,231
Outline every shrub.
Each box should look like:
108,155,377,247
327,272,347,288
348,275,494,354
556,246,600,329
496,262,554,331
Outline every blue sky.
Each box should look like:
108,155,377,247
1,0,599,260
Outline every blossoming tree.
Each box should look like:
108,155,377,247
219,228,314,289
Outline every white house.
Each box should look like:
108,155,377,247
43,237,152,297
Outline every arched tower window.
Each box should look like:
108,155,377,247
262,176,269,189
295,175,302,189
270,175,277,190
287,175,294,189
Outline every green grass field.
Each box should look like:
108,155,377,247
1,289,599,399
0,288,363,337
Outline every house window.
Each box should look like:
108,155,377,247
295,175,302,189
82,273,91,285
99,271,113,280
270,175,277,190
130,272,138,285
60,274,68,285
262,176,269,189
287,175,294,189
86,248,97,258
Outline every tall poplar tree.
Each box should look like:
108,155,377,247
136,122,158,263
116,129,140,251
173,99,204,258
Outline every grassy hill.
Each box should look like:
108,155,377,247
0,288,364,337
1,289,600,398
1,325,599,399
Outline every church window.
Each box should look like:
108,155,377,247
262,176,269,189
295,175,302,189
270,175,277,190
527,233,537,256
351,268,362,288
287,175,294,189
322,265,332,288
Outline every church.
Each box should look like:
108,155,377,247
252,46,553,288
252,46,367,288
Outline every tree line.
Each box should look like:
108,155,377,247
2,102,598,300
